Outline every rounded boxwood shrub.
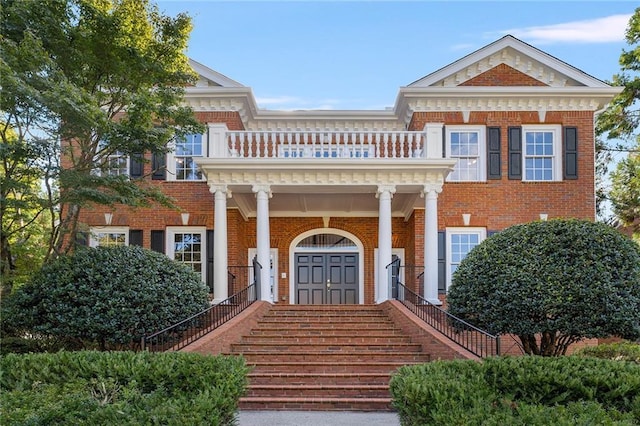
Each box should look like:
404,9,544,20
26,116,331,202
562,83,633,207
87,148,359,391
447,219,640,356
5,245,209,350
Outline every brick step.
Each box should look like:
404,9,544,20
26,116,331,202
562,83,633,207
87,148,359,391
240,351,430,363
240,335,412,344
232,342,422,352
258,316,392,324
238,396,393,411
247,372,392,386
269,304,379,311
245,384,390,398
264,310,387,317
246,360,427,373
250,322,399,331
248,328,407,336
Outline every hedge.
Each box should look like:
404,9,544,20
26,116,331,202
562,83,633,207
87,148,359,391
0,351,249,425
390,356,640,425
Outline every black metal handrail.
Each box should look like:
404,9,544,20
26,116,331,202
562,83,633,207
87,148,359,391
141,260,262,352
387,258,500,358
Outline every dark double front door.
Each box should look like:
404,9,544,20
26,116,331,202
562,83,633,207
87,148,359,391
295,253,358,304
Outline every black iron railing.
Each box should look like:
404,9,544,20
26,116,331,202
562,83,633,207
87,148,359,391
387,258,500,358
141,259,262,352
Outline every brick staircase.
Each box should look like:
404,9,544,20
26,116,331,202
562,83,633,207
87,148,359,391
234,304,431,411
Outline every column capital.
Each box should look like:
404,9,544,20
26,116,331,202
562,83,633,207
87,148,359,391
375,184,396,199
209,184,231,198
252,184,273,198
421,184,442,198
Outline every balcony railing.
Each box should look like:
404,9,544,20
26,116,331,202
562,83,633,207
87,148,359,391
388,258,500,358
225,130,431,159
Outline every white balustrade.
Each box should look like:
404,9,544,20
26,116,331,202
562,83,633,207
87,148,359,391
217,130,435,160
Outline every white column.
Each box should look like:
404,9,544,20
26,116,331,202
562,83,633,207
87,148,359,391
211,185,231,303
423,185,442,305
376,185,396,303
253,185,272,302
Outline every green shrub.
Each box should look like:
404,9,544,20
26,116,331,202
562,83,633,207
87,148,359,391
390,356,640,425
4,245,209,350
448,219,640,356
0,351,249,425
574,342,640,364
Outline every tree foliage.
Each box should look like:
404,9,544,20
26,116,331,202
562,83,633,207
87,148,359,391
4,245,209,350
0,126,54,292
447,219,640,356
596,8,640,226
0,0,203,261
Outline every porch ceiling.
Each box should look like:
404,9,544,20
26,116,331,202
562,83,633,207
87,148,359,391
197,158,456,220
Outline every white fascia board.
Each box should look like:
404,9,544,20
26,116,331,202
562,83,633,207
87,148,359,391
408,35,612,89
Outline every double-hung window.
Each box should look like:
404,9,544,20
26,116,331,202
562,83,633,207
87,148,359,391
171,133,204,181
89,227,129,247
446,228,486,290
106,151,129,176
522,125,562,181
94,140,129,177
445,126,486,182
166,227,206,283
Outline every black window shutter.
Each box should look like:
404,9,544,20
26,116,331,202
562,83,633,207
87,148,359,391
563,127,578,180
508,126,522,180
437,231,446,293
150,230,165,253
151,152,166,180
442,125,446,159
75,231,89,247
129,153,143,178
487,127,501,179
207,230,214,293
129,230,143,247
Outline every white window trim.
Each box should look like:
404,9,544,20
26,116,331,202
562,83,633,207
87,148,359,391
445,227,486,291
248,248,278,302
166,226,207,283
522,124,562,182
166,132,207,182
445,125,487,182
89,226,129,248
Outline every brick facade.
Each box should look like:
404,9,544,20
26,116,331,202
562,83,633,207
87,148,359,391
76,36,616,311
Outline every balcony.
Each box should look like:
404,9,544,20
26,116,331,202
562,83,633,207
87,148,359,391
197,124,456,219
207,125,448,160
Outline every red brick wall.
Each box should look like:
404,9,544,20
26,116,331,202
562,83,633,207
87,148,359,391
460,64,547,87
409,110,596,226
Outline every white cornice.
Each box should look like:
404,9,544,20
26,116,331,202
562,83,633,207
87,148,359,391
197,159,454,188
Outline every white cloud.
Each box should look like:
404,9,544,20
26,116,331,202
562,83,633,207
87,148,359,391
498,14,632,44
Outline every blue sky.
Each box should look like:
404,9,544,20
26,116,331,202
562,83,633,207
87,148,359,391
157,1,635,111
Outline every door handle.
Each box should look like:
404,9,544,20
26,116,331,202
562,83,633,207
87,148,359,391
326,279,331,289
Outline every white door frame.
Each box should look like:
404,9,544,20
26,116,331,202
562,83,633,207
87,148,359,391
289,228,364,305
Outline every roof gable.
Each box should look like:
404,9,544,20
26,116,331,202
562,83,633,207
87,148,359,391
459,63,547,87
188,58,244,88
408,35,609,88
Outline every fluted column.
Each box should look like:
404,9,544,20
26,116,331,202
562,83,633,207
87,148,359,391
253,185,272,302
211,185,231,303
423,185,442,305
376,185,396,303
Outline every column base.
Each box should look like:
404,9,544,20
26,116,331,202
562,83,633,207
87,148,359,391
426,298,443,306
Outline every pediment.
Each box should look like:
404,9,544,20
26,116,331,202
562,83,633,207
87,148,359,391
408,35,609,89
188,58,244,88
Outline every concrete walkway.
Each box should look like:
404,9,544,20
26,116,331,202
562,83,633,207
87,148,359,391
237,410,401,426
